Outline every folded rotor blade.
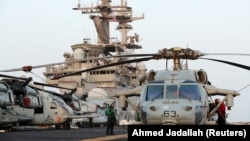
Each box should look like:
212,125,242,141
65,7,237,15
0,74,28,80
33,82,75,90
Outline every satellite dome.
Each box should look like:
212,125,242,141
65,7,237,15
137,62,147,71
73,48,84,60
63,52,71,58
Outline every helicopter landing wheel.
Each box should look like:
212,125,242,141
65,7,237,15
55,125,61,129
5,126,13,132
63,121,71,130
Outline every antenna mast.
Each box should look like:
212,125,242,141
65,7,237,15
73,0,144,53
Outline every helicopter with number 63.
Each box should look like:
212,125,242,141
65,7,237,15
2,47,250,125
33,47,250,125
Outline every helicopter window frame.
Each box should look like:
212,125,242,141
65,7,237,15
145,84,164,101
178,84,201,101
50,101,58,109
165,85,178,99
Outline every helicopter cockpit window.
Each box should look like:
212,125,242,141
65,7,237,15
50,102,57,109
166,85,178,99
179,84,201,101
146,85,163,101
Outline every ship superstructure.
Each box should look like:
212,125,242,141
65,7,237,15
42,0,146,124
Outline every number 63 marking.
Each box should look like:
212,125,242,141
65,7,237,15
163,111,177,117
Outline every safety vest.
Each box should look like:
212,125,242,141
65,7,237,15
105,108,116,120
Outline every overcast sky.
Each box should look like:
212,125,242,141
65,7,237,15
1,0,250,122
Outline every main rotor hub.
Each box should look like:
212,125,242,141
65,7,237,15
153,47,202,70
156,47,202,60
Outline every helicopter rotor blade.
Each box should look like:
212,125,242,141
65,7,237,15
2,47,249,74
0,60,85,72
199,57,250,70
201,53,250,56
66,88,77,95
51,56,154,80
0,54,157,73
29,85,64,98
0,74,28,81
111,54,158,57
49,48,250,80
33,81,75,90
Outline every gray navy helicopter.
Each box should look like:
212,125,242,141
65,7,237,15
1,47,250,125
31,81,116,128
35,47,249,125
0,82,25,131
0,74,36,131
0,74,84,130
